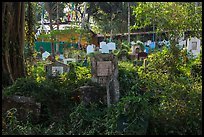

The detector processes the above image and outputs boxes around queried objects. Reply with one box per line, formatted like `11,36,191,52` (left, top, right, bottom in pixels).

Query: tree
2,2,26,87
131,2,202,74
44,2,66,31
85,2,137,38
128,2,130,44
131,2,202,43
24,2,36,67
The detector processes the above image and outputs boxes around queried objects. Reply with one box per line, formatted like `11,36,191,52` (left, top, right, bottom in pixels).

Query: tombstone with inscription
187,37,201,58
90,53,119,107
45,60,70,77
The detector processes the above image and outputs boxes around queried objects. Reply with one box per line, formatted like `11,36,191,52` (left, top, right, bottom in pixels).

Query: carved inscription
97,61,112,76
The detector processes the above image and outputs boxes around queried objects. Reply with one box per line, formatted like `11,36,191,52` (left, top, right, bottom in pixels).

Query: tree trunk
2,2,26,88
110,14,113,42
78,2,87,46
128,2,130,44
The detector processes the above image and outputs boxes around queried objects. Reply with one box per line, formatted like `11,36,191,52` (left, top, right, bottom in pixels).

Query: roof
96,31,158,37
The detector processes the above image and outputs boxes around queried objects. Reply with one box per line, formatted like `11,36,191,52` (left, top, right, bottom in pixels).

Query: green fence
34,42,78,54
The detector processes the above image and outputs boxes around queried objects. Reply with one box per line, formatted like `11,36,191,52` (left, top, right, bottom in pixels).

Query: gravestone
45,60,70,77
132,45,140,55
149,42,156,49
107,42,116,51
178,40,186,49
131,41,136,45
144,46,149,54
86,44,94,54
187,37,201,58
2,95,41,123
100,41,106,48
97,61,113,76
90,53,119,107
146,40,152,46
42,51,50,60
63,58,76,64
101,44,109,53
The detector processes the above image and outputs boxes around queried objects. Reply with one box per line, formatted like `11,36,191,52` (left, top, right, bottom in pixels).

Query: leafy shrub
118,61,139,97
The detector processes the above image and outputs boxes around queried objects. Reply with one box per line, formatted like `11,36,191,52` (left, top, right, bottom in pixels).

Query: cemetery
2,2,202,135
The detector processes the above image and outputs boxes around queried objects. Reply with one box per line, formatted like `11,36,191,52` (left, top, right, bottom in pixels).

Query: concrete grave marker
101,44,109,53
107,42,116,51
146,40,152,46
52,66,63,76
149,42,156,49
42,51,50,60
100,41,106,48
45,61,70,77
187,37,201,57
86,44,94,54
178,40,186,49
97,61,113,76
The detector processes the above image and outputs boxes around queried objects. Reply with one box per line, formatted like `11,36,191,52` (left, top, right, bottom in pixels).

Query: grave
100,41,106,48
42,51,50,61
86,44,95,54
149,42,156,49
45,60,70,77
90,53,119,106
178,40,186,49
107,42,116,51
63,58,76,64
2,95,41,123
187,37,201,58
132,45,140,55
101,44,109,53
146,40,152,46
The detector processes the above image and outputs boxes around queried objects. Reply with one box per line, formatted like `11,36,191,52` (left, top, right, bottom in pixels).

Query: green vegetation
2,2,202,135
2,47,202,135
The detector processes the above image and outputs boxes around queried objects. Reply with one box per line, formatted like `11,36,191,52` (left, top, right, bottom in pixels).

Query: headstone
144,46,149,54
42,51,50,60
131,41,136,45
79,86,106,106
100,41,106,48
63,58,76,64
162,39,167,45
97,61,113,76
45,61,70,77
158,41,162,46
107,42,116,51
132,45,140,54
59,54,64,60
149,42,156,49
146,40,152,46
187,37,201,58
2,95,41,123
86,44,94,54
166,40,170,48
101,44,109,53
52,66,63,76
90,54,119,106
178,40,186,49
